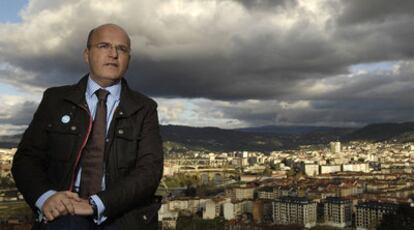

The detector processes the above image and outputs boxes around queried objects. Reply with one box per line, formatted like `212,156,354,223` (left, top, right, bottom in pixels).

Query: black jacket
12,76,164,229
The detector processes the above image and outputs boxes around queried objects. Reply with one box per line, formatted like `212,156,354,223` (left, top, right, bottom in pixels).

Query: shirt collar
86,75,121,100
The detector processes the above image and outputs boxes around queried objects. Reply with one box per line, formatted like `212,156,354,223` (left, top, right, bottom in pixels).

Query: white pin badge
61,115,71,124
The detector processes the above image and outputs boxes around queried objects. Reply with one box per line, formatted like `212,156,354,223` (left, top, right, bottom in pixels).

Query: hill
2,122,414,152
344,122,414,142
160,125,283,152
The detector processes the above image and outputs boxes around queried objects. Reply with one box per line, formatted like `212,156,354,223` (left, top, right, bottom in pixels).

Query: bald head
86,23,131,48
83,23,131,87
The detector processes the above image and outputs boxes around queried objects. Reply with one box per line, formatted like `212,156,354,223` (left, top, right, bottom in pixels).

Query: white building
322,197,352,228
0,148,16,162
320,165,341,174
356,202,398,230
342,163,370,173
202,198,228,219
257,186,277,200
226,185,255,201
273,196,317,228
168,198,207,214
158,203,179,221
304,164,319,176
163,163,179,176
330,141,341,154
223,200,254,220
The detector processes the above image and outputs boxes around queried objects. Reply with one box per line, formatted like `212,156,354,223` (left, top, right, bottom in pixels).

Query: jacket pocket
114,127,140,169
46,122,79,161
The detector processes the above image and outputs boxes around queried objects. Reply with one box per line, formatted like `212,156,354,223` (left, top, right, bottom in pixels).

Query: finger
62,199,75,215
52,208,61,219
47,208,59,221
56,203,65,213
44,209,54,221
58,204,68,216
43,202,57,220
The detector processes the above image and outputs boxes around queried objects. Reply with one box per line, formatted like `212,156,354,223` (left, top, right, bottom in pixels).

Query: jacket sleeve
12,89,53,210
98,102,164,218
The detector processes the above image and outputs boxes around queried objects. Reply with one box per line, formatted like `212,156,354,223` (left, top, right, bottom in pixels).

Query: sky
0,0,414,135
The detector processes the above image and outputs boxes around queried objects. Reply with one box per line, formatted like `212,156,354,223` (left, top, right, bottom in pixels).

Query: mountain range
1,122,414,152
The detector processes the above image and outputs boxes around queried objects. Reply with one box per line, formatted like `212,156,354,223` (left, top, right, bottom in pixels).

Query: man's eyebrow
96,41,128,46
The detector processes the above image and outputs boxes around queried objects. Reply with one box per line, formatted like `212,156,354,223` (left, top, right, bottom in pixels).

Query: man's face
84,25,131,86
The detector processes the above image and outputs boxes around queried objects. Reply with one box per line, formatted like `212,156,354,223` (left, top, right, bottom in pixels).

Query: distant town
1,140,414,229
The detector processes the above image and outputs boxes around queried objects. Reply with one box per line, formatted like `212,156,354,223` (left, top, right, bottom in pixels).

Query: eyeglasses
89,42,130,55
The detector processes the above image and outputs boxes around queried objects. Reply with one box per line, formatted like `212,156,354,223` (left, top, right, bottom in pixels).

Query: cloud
0,93,40,137
0,95,39,125
0,0,413,128
0,124,27,136
336,0,414,25
154,60,414,128
156,98,247,128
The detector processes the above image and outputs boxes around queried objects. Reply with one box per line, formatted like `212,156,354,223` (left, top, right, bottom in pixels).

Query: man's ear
83,48,89,64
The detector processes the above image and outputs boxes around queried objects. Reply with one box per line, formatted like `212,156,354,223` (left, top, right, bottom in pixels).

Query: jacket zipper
68,105,92,191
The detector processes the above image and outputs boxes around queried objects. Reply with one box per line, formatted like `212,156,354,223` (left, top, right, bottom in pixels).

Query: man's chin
101,75,122,81
91,74,122,86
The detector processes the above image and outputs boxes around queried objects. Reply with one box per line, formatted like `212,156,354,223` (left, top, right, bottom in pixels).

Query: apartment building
322,197,352,227
355,201,398,230
272,196,317,228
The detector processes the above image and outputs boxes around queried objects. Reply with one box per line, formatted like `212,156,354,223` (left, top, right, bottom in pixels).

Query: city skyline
1,0,414,137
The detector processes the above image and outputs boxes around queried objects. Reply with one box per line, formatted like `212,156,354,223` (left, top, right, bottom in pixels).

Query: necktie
80,89,109,198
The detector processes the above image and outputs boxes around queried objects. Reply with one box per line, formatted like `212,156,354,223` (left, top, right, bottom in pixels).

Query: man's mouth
105,63,118,67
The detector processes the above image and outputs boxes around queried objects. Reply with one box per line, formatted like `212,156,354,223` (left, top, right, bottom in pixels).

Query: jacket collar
116,78,145,117
64,74,88,108
64,74,144,116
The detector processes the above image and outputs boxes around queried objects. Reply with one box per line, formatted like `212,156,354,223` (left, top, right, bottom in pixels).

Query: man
12,23,164,229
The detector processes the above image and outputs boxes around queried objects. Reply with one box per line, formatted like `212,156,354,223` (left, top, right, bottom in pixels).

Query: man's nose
108,46,119,58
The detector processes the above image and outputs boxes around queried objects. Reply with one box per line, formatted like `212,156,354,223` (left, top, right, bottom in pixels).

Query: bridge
176,165,238,184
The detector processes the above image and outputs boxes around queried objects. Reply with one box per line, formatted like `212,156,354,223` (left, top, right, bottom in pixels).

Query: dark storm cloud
336,0,414,25
128,20,343,100
332,17,414,65
1,0,414,128
127,57,305,100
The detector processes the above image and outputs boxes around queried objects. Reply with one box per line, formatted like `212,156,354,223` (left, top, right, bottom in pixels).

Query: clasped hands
42,191,93,222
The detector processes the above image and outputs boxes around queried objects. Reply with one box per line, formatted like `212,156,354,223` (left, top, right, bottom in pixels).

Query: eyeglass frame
87,42,131,55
